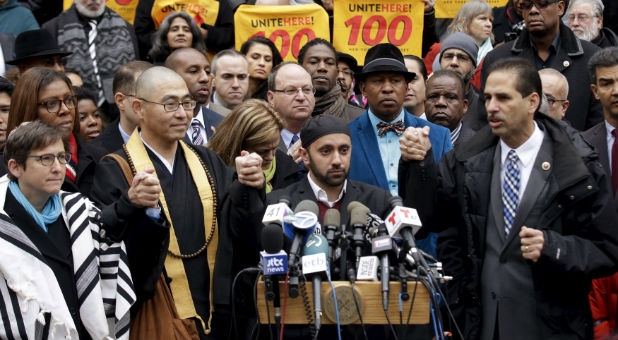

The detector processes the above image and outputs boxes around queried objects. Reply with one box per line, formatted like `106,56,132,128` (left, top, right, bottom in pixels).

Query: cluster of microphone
259,196,450,337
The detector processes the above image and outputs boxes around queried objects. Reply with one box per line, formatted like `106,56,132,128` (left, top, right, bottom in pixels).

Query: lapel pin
542,162,551,171
563,60,570,67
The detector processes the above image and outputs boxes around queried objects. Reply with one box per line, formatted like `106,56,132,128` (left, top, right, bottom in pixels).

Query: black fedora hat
355,43,415,82
7,29,72,65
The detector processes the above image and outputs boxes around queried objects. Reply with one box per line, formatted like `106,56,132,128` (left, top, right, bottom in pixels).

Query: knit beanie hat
440,32,479,66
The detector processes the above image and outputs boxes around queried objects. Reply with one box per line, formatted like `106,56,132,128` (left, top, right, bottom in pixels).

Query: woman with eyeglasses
148,11,207,65
5,67,106,195
240,36,283,101
208,99,303,193
0,120,134,340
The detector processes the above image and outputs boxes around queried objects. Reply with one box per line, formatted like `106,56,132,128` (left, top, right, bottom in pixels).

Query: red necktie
611,129,618,195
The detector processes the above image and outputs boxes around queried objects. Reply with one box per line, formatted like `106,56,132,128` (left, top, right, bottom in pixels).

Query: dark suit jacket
63,137,106,196
90,119,125,155
267,176,391,225
201,106,224,140
582,121,618,208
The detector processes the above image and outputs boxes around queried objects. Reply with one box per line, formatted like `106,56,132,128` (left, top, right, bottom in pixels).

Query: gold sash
125,130,218,334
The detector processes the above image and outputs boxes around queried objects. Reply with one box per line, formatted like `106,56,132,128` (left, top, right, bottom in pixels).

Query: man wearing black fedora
348,42,452,258
7,29,71,74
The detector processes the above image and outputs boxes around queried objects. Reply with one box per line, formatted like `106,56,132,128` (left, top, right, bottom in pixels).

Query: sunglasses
518,0,561,10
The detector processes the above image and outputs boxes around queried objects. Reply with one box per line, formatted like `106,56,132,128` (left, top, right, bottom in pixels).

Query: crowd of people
1,0,618,339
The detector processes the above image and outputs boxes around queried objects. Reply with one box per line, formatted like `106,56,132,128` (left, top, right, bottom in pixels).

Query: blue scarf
8,181,63,232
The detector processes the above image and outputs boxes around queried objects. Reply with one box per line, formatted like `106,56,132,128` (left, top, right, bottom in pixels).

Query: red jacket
590,273,618,340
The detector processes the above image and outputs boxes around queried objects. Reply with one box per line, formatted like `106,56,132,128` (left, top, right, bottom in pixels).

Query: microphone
347,201,370,267
260,224,287,328
385,196,425,268
323,209,340,266
262,197,293,227
371,222,393,311
287,200,319,298
302,233,329,332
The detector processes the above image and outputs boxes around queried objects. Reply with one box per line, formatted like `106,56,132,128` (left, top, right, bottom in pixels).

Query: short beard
75,1,105,18
572,21,600,41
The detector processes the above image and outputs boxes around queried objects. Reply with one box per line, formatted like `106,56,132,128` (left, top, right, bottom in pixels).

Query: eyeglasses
137,97,197,112
38,96,76,114
27,152,72,166
519,0,561,10
272,86,316,97
545,94,567,106
567,14,596,23
338,69,354,76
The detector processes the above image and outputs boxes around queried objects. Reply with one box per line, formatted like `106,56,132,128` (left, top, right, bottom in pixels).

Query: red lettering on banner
271,30,291,58
362,15,387,45
388,15,412,45
291,28,315,58
344,15,362,45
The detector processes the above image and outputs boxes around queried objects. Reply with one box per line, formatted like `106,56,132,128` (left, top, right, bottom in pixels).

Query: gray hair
567,0,604,18
148,11,206,64
447,0,494,43
211,49,247,76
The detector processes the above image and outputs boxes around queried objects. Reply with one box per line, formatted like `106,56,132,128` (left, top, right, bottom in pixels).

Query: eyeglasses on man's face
272,86,316,97
27,152,72,166
519,0,561,10
137,97,197,112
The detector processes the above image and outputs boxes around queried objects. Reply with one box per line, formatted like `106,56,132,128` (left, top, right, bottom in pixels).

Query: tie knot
507,149,519,162
377,120,405,138
612,129,617,138
191,119,201,128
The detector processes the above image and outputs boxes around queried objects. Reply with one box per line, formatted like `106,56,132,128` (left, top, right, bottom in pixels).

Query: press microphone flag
302,233,329,332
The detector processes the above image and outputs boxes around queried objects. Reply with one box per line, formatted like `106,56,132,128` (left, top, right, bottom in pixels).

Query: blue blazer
349,109,453,191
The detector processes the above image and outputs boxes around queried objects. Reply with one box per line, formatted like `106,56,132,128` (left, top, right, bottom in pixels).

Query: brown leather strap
103,153,134,186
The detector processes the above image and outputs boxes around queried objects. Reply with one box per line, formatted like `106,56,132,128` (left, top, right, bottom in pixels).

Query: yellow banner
63,0,139,24
151,0,219,29
435,0,509,18
234,4,330,62
333,0,424,65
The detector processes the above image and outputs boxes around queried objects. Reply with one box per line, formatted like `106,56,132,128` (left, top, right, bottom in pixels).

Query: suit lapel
490,145,506,241
356,113,388,189
504,135,553,250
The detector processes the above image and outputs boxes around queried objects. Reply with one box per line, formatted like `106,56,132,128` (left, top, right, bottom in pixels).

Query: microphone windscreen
349,202,370,226
302,234,329,256
346,201,363,214
294,200,319,215
278,195,291,206
389,195,404,208
323,209,340,228
262,224,284,254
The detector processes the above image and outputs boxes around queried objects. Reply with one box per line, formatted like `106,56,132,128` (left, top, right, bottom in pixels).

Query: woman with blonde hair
208,99,303,193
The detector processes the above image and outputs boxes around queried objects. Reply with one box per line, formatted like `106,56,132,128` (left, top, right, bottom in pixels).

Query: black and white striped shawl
0,186,135,340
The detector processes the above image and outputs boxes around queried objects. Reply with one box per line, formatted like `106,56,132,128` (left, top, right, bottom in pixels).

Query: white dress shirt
307,173,347,208
500,121,545,200
186,107,208,144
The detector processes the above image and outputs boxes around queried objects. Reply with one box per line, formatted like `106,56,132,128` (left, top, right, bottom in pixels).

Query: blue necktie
289,134,299,149
191,119,204,146
502,150,520,239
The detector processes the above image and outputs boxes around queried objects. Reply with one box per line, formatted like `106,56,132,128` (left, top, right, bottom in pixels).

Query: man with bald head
539,68,570,120
166,47,223,145
91,66,267,338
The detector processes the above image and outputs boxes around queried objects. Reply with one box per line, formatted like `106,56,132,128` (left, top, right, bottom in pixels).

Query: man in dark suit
165,48,223,146
91,60,152,154
269,114,391,224
582,46,618,339
425,70,475,147
400,57,618,339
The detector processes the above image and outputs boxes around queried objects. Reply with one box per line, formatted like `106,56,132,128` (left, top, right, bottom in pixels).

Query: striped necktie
502,150,520,239
191,119,204,145
88,20,105,106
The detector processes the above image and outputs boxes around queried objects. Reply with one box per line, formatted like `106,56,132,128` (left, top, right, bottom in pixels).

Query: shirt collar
368,108,406,137
451,122,462,143
531,30,561,54
307,173,347,208
280,129,298,150
118,122,131,143
605,120,615,137
500,121,544,168
139,131,175,174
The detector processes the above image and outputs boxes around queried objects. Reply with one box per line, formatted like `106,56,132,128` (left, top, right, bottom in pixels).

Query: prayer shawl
0,177,135,340
55,5,136,104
